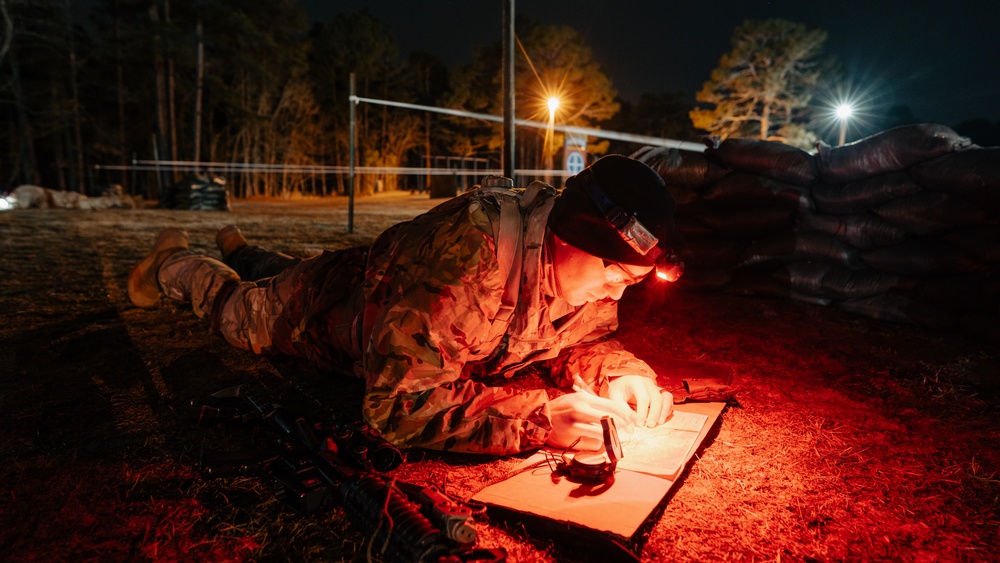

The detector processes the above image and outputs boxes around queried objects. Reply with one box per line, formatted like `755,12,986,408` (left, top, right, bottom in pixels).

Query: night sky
301,0,999,136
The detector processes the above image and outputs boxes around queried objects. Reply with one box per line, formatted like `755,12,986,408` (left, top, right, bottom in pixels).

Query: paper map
614,410,708,478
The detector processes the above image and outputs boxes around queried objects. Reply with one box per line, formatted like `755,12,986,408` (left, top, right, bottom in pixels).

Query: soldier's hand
545,393,635,451
608,375,673,427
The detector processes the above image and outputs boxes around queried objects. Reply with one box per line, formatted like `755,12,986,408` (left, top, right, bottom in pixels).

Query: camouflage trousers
156,245,370,372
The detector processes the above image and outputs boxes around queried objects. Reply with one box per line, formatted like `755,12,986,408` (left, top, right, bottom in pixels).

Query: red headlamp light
655,251,684,282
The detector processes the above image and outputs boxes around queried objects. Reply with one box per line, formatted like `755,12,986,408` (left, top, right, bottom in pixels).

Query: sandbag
10,184,135,211
837,291,959,330
909,147,1000,206
960,312,1000,346
11,185,53,208
679,200,796,236
674,211,716,237
77,193,137,210
810,171,922,214
48,190,84,209
943,225,1000,267
799,213,910,249
722,261,792,298
702,172,811,211
873,190,994,235
76,186,136,210
860,238,986,275
675,268,734,291
787,292,835,307
703,137,818,187
915,274,1000,314
162,176,230,211
633,146,730,193
815,124,972,184
678,235,748,268
784,262,907,300
722,262,833,305
740,230,860,268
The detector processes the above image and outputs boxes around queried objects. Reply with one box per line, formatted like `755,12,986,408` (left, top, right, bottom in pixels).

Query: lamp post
836,103,853,147
544,96,559,182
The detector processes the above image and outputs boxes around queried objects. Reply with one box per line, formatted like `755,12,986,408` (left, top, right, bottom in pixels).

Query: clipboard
472,401,726,539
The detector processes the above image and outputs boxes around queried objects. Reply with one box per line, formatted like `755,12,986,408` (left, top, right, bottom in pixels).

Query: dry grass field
1,194,998,562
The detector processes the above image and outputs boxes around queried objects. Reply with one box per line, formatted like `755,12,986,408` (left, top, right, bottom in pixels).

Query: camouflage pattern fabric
154,188,657,455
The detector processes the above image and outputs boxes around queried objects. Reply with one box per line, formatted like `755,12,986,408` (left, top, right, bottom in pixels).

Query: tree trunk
760,104,770,140
114,0,128,192
7,50,39,185
66,0,85,192
425,112,430,192
168,58,177,171
165,0,177,181
381,56,388,191
193,16,204,166
51,80,67,191
149,2,168,197
0,0,12,65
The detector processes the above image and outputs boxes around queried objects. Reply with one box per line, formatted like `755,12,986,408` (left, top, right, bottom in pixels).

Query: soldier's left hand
607,375,672,427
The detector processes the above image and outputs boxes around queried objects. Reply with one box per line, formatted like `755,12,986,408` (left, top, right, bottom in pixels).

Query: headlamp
579,170,660,257
655,252,685,283
616,213,660,256
577,169,683,283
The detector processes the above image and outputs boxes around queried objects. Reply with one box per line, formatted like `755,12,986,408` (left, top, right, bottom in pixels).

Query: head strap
577,168,662,260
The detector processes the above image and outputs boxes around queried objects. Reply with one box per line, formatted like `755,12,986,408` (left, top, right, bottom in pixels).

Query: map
614,410,709,478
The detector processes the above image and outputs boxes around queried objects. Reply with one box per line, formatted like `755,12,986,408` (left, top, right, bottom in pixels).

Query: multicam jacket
359,184,657,455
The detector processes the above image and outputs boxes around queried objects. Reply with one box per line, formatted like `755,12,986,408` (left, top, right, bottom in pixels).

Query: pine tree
690,19,833,148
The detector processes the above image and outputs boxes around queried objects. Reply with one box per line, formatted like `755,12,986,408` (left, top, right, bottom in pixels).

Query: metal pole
838,119,847,147
501,0,515,180
349,72,356,233
152,134,163,202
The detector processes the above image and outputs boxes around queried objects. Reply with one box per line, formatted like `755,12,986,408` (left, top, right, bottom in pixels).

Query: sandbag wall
633,124,1000,343
161,176,230,211
9,184,136,210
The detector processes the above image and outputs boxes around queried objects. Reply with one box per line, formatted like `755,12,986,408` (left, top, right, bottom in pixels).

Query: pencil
572,375,597,395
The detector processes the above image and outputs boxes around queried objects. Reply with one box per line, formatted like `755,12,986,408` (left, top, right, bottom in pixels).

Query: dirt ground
1,194,998,563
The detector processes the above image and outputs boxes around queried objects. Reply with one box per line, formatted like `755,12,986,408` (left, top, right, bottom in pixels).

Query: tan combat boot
216,224,248,260
128,228,190,308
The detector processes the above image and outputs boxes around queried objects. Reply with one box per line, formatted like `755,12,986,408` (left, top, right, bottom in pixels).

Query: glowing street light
544,96,560,179
836,103,854,146
545,96,560,152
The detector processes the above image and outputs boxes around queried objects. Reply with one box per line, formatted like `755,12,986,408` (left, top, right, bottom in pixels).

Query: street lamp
546,97,560,154
544,97,560,180
836,103,854,146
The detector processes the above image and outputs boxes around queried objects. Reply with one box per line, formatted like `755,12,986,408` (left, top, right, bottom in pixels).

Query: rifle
192,384,506,563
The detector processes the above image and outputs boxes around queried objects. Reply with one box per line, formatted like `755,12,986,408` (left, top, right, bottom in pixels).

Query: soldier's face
550,234,652,306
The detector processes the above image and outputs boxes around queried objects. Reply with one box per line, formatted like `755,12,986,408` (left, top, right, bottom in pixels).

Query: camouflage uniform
154,185,657,455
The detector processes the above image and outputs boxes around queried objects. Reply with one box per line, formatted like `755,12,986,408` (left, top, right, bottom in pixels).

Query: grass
1,197,997,562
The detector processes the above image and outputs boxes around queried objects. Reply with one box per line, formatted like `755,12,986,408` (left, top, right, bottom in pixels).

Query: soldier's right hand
545,393,635,451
